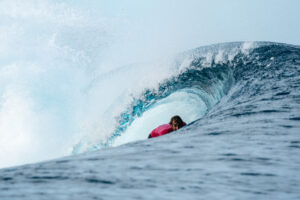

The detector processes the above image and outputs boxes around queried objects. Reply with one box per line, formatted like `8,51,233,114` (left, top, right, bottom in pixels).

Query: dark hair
169,115,185,128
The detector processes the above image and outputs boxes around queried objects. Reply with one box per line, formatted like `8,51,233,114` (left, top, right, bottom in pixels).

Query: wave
72,41,300,153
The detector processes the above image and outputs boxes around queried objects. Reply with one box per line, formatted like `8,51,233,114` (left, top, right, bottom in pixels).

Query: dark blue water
1,42,300,199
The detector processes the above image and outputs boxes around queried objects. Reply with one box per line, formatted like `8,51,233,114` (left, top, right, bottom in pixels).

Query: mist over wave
0,0,176,168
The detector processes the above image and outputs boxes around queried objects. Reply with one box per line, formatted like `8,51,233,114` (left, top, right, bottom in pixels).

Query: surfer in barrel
148,115,186,138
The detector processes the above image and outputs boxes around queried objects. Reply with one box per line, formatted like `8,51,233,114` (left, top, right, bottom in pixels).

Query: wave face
71,42,240,151
1,42,300,199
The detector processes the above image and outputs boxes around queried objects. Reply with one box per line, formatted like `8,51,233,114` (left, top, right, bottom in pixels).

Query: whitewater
1,1,300,200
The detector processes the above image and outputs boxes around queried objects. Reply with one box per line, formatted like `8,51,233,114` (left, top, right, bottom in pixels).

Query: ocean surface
0,42,300,199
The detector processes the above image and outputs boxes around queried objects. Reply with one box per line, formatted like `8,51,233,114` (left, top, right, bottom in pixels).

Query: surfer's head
170,115,185,131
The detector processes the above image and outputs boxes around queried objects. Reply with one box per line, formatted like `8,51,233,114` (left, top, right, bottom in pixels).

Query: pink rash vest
150,124,173,138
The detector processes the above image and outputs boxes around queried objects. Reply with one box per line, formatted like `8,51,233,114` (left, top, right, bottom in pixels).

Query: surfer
148,115,186,138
